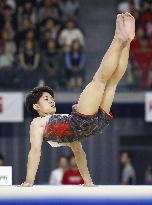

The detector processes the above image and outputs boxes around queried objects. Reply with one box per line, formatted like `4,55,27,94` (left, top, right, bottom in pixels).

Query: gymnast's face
34,92,56,116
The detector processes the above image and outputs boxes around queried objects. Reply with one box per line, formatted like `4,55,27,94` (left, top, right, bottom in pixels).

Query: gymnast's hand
20,181,33,187
81,182,96,187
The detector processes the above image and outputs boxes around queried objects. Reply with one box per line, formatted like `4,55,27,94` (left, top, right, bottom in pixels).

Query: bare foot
123,12,135,42
114,14,128,42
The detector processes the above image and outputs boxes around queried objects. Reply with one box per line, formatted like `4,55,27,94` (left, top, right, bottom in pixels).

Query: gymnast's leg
76,14,129,115
100,13,135,113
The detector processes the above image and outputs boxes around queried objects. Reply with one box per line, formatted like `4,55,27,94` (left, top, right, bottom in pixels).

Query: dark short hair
25,86,54,116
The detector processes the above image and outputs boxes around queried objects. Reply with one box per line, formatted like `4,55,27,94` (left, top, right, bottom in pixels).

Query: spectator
0,0,6,12
6,0,16,12
19,40,40,70
18,29,38,51
40,39,64,88
132,0,141,11
60,0,79,21
65,39,85,89
120,152,136,185
132,9,141,29
16,15,35,47
3,20,15,40
41,18,61,42
50,0,61,18
145,163,152,185
2,5,17,31
18,40,40,89
141,1,152,30
62,155,84,185
1,29,16,56
18,14,35,33
117,0,131,13
59,19,84,50
0,5,17,40
128,26,144,89
131,37,152,90
49,155,68,185
0,42,14,68
18,1,37,25
38,0,60,23
146,20,152,38
130,26,145,55
0,153,5,166
0,31,16,88
40,29,54,51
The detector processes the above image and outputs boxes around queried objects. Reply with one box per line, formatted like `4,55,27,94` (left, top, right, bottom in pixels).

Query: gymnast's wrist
84,179,93,184
25,178,34,185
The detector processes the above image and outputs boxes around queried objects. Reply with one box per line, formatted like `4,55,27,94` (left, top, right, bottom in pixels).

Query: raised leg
100,13,135,113
100,41,130,113
76,14,131,115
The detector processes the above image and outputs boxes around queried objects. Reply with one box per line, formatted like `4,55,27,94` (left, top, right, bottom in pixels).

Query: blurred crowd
0,0,85,91
118,0,152,90
1,0,152,92
1,151,152,185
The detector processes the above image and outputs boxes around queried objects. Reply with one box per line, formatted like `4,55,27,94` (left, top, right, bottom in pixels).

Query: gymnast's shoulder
30,116,47,128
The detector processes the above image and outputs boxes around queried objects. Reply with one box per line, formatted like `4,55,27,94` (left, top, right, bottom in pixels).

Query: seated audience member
65,39,85,89
16,15,35,47
59,0,79,21
62,155,84,185
130,26,145,55
131,0,141,11
2,5,17,31
41,18,61,42
6,0,16,12
141,1,152,30
131,37,152,90
0,42,14,67
146,20,152,38
40,29,54,51
18,1,37,25
59,19,84,50
49,156,68,185
40,39,64,88
1,29,16,56
0,42,14,88
18,40,40,89
38,0,60,23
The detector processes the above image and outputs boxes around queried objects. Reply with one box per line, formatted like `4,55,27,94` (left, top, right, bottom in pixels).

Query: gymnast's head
26,86,56,117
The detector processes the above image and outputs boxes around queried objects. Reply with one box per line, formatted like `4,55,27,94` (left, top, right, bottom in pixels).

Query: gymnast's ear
33,103,40,111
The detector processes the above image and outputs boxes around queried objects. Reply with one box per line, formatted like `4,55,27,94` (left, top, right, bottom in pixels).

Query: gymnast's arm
69,141,94,186
21,118,44,186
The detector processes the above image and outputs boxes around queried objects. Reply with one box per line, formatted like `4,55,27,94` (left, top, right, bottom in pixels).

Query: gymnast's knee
91,76,107,89
92,73,108,85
